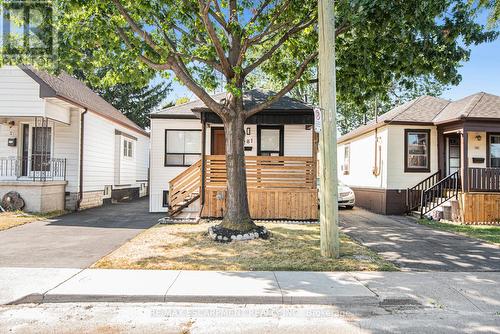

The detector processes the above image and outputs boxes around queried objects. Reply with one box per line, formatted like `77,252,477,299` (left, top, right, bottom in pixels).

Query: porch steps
412,197,459,220
169,194,200,217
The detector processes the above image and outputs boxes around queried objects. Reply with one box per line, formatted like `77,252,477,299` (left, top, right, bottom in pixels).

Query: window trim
164,129,202,167
257,125,284,156
123,138,134,158
404,129,431,173
487,132,500,168
343,144,350,175
162,190,169,208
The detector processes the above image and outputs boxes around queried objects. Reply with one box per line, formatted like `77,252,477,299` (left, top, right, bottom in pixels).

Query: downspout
199,113,207,218
77,108,88,210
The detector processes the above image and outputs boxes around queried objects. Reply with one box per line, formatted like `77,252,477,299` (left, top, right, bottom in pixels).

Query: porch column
460,129,469,192
200,114,207,206
437,128,445,177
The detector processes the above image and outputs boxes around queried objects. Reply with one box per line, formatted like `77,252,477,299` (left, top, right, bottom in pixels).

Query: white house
149,90,318,220
337,93,500,224
0,65,149,213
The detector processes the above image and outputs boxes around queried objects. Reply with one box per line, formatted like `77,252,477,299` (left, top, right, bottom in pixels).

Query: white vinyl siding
83,111,149,192
52,109,81,193
0,66,45,118
338,127,388,189
149,118,203,212
386,125,438,189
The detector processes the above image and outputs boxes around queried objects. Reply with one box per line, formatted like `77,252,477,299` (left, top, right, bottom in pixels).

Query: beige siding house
0,66,149,213
149,90,318,221
338,92,500,223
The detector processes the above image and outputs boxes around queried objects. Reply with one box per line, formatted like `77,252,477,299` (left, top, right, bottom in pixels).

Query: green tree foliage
476,0,500,25
97,82,170,129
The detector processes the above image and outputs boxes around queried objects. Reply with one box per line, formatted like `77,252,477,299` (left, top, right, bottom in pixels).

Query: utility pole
318,0,339,257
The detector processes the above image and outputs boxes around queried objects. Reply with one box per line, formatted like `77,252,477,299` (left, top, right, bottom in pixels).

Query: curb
10,293,381,306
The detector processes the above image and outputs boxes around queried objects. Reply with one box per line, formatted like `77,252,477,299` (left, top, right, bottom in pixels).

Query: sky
164,11,500,104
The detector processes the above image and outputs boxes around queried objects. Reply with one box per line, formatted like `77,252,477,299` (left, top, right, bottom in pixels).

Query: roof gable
20,65,147,136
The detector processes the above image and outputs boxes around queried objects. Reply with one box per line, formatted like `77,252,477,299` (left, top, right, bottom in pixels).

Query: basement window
162,190,169,207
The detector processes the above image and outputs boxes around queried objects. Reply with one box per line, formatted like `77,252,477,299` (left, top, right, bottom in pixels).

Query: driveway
0,198,163,268
339,208,500,271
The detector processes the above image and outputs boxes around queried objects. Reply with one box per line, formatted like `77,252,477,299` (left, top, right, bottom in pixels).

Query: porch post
460,129,469,192
200,113,207,206
437,128,445,177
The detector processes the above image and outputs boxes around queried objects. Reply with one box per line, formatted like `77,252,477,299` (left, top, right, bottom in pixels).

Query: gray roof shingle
152,89,313,117
339,92,500,143
22,65,147,136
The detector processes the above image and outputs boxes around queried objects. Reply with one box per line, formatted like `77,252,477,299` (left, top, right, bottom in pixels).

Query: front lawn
92,222,398,271
0,211,65,231
417,219,500,245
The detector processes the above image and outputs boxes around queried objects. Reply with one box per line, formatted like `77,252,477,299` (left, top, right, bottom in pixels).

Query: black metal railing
0,157,66,181
406,170,441,212
420,170,460,218
468,167,500,192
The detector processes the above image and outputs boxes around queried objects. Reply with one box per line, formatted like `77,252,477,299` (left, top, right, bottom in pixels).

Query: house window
343,145,350,175
123,139,134,158
405,129,430,172
165,130,201,166
162,190,169,207
257,125,284,156
489,134,500,167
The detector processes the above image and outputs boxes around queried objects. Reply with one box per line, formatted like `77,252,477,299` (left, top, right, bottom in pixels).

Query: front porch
409,122,500,224
0,116,70,212
169,155,318,220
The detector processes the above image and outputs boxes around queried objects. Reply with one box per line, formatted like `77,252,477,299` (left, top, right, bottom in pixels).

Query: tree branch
116,27,170,71
198,0,233,77
112,0,163,53
248,0,274,26
243,17,315,76
245,51,318,117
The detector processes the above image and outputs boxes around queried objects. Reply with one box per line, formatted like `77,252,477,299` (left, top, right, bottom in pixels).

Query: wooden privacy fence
468,167,500,192
201,155,318,220
460,192,500,224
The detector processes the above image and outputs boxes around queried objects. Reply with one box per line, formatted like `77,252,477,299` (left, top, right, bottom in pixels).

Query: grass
0,210,66,231
92,222,398,271
417,219,500,245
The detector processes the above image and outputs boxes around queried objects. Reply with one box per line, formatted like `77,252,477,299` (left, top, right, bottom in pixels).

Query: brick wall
79,190,104,210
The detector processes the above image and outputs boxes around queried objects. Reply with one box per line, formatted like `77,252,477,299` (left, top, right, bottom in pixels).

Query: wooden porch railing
168,160,202,212
204,155,316,189
468,167,500,192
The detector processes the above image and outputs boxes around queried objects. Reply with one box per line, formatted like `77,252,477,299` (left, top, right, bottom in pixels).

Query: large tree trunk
219,111,256,231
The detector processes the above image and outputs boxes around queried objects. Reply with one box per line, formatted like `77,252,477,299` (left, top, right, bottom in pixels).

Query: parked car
338,182,355,209
316,179,356,209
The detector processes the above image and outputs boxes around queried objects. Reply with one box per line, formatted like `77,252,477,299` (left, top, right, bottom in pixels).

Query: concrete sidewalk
1,268,499,312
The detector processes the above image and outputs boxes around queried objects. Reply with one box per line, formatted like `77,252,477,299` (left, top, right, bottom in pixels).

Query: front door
211,127,225,155
446,134,461,176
